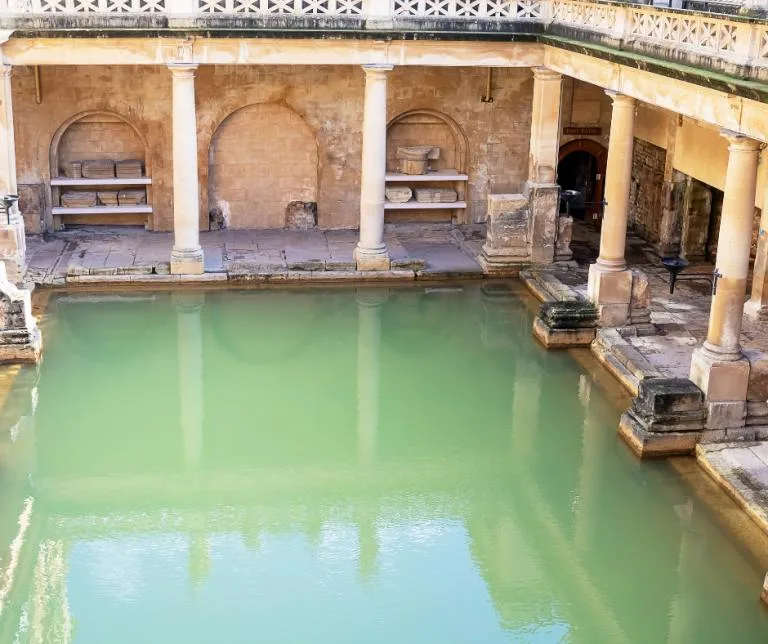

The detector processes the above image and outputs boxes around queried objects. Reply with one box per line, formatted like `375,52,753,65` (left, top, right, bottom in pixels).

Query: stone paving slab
22,224,483,287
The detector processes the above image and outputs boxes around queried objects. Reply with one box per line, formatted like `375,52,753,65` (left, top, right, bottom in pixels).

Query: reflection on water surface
0,284,767,643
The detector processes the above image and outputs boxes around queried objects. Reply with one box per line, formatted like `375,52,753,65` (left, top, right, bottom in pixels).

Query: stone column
0,65,24,284
527,67,563,265
690,132,760,436
354,64,392,272
747,162,768,316
169,64,204,275
587,92,636,326
175,291,204,469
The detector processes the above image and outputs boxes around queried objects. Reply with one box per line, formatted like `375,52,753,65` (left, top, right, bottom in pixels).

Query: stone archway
208,103,319,229
558,139,607,222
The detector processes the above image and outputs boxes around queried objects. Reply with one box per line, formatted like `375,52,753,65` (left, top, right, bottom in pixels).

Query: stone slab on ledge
533,316,595,348
619,377,706,458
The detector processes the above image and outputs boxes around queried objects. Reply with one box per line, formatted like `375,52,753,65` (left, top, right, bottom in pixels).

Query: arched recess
208,103,319,229
558,139,607,222
386,109,468,173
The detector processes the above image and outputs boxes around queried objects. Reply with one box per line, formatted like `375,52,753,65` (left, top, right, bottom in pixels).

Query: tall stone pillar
527,67,563,265
169,64,204,275
174,291,204,469
690,132,760,435
0,65,24,284
354,64,392,272
747,162,768,316
587,92,636,326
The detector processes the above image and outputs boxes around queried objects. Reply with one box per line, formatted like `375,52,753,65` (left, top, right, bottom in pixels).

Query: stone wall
12,64,534,232
628,138,666,247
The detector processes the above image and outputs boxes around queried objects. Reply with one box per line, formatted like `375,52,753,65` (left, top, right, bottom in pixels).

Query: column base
0,266,42,364
171,247,204,275
690,344,750,432
587,263,633,327
353,245,390,271
0,217,27,284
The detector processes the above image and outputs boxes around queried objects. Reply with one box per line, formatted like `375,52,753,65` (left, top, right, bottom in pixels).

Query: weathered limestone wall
559,78,611,150
12,64,533,232
628,138,665,246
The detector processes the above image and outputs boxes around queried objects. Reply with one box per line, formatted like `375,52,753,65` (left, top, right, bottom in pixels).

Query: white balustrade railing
4,0,768,68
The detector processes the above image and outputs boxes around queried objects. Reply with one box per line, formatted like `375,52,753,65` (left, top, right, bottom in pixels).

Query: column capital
168,63,198,77
362,63,394,78
720,129,762,152
605,90,635,108
531,66,561,82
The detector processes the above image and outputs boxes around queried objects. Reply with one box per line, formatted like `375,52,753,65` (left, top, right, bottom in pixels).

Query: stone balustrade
2,0,768,76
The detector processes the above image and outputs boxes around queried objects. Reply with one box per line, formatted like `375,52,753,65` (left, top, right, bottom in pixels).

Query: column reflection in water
173,292,209,590
174,292,205,471
354,288,386,581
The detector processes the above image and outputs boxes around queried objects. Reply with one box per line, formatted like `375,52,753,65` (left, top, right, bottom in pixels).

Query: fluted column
690,131,760,433
587,92,636,326
169,64,204,275
527,67,563,265
354,64,392,272
0,64,24,283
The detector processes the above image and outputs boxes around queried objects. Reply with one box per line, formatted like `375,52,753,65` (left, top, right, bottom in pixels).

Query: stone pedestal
526,182,560,265
479,193,529,275
619,378,705,457
587,264,633,326
690,346,751,435
0,264,41,363
0,204,26,284
532,300,597,348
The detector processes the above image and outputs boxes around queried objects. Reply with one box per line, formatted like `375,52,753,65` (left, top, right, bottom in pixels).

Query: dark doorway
557,139,608,225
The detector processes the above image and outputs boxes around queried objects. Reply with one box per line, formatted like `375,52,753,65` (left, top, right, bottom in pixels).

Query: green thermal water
0,283,767,643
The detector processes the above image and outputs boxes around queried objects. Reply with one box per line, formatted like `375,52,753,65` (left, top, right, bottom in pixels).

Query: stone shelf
384,201,467,210
51,177,152,186
52,206,153,215
385,169,468,182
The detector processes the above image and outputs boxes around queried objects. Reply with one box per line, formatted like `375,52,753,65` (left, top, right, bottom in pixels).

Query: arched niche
49,110,152,229
50,110,150,179
558,138,608,221
386,109,468,174
208,103,319,229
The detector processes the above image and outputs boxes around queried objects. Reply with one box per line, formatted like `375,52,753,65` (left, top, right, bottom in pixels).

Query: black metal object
662,256,722,295
0,195,18,226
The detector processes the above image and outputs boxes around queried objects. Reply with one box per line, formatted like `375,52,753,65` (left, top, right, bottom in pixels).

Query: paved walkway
23,224,484,285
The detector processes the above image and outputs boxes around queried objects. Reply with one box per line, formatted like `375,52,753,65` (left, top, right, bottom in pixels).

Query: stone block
480,194,530,272
526,182,559,265
325,260,356,271
533,316,595,348
690,349,750,402
539,300,598,329
725,427,756,441
355,253,390,272
414,188,457,203
635,377,705,416
744,348,768,402
385,187,412,203
287,259,324,271
630,268,651,309
285,201,317,230
587,265,633,305
705,400,747,430
391,258,427,270
619,412,700,458
555,215,573,261
596,303,631,327
154,262,171,275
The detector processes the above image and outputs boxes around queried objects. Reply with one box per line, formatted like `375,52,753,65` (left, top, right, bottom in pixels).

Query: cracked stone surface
23,224,483,285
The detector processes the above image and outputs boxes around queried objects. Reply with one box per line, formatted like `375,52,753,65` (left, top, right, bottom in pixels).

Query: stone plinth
619,378,705,457
526,182,560,265
555,215,573,262
587,264,633,326
479,193,529,275
0,265,41,363
533,300,597,348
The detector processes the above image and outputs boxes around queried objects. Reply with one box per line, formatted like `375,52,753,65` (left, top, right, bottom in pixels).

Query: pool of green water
0,283,767,643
